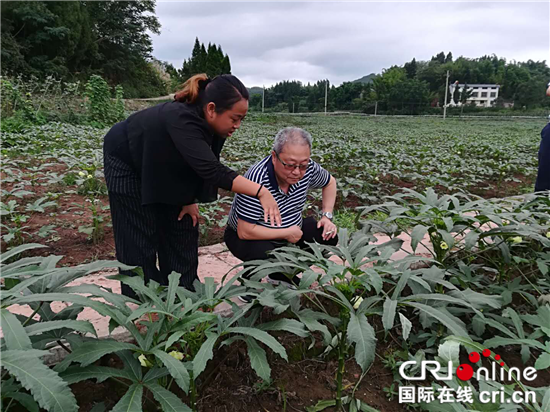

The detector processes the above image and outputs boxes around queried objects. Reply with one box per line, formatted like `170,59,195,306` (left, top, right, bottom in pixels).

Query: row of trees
1,0,547,111
251,53,550,114
1,1,166,98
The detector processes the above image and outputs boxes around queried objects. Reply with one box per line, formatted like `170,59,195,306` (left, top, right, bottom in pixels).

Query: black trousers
104,152,199,297
224,217,338,277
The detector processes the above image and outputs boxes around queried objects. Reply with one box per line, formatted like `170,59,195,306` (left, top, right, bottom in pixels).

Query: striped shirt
228,155,331,231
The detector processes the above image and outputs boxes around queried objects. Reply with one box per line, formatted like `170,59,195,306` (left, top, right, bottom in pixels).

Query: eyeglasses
275,152,309,171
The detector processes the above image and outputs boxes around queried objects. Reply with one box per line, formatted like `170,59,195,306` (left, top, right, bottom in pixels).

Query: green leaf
143,367,170,383
0,243,46,263
537,260,549,275
152,350,190,394
245,337,271,382
90,403,106,412
192,333,218,378
391,271,411,300
382,298,397,331
12,293,127,325
227,326,288,361
472,314,486,336
399,313,412,341
166,272,181,312
204,276,216,300
410,225,428,251
305,400,336,412
541,387,550,412
164,331,186,351
503,307,525,338
347,313,377,372
25,320,97,337
111,384,143,412
4,392,40,412
448,289,501,310
62,340,139,367
257,318,308,338
1,308,32,350
60,365,136,384
295,309,333,345
1,349,78,412
146,383,192,412
117,350,143,381
438,340,460,365
406,302,469,337
464,231,480,250
483,337,547,351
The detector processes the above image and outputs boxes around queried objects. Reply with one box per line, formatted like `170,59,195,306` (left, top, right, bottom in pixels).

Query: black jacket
104,100,238,206
535,123,550,193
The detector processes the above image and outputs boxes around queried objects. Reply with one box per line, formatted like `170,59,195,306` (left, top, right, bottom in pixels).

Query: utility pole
324,80,328,115
262,85,265,113
374,101,378,116
443,70,450,119
292,102,295,113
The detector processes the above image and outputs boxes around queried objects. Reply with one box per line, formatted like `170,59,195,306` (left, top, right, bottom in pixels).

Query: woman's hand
178,203,200,226
258,188,282,227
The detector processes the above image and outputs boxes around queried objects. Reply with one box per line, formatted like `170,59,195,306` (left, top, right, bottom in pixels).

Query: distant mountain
352,73,377,84
248,87,264,95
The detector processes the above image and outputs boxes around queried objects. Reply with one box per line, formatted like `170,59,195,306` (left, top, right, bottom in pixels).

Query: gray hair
272,127,312,154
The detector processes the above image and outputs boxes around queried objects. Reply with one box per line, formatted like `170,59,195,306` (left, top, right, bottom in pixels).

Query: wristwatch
321,211,333,220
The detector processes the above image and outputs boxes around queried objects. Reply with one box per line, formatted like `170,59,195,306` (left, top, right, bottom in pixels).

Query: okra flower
78,171,86,177
169,351,184,361
351,296,363,309
138,354,153,368
510,236,522,244
440,241,449,250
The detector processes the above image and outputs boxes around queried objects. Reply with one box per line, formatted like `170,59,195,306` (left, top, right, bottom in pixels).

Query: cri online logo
399,347,538,382
456,349,503,381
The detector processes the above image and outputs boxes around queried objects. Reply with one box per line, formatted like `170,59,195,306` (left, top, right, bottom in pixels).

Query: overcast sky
151,1,550,87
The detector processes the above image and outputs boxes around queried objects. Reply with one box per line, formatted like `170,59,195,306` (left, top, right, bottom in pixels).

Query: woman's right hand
258,188,282,227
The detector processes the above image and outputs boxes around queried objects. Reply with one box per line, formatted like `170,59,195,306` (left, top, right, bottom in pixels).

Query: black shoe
238,294,255,303
267,273,301,289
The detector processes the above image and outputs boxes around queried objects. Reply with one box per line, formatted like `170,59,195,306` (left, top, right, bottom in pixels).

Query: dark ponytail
175,73,249,113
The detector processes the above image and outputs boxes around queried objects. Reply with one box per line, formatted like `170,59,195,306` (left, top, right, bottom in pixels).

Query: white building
448,82,500,108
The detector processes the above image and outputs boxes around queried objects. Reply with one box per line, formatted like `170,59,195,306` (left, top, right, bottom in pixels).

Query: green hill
352,73,377,84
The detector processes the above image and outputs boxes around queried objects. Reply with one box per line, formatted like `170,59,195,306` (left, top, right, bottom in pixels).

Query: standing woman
103,73,281,296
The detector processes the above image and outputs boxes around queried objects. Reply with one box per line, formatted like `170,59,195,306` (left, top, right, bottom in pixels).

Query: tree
179,38,232,81
432,52,446,64
404,58,417,79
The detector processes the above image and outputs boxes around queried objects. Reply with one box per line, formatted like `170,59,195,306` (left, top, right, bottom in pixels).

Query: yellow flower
546,232,550,239
169,351,184,361
352,296,363,310
138,354,153,368
87,174,93,179
510,236,522,244
78,171,86,177
440,241,449,250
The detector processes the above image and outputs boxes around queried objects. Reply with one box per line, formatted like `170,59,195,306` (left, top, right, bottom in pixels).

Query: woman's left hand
178,204,200,226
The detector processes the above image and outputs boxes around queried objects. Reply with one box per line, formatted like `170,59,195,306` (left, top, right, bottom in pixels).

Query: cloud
151,1,550,86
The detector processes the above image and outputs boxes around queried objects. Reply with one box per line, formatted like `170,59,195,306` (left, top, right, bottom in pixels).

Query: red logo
457,349,504,381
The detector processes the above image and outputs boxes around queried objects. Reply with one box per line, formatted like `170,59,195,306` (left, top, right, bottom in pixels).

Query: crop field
0,115,544,263
2,114,550,412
